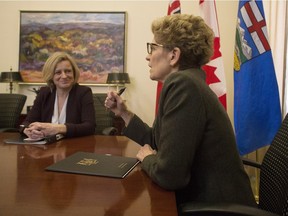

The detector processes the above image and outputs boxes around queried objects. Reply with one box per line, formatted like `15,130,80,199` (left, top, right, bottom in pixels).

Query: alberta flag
234,0,281,155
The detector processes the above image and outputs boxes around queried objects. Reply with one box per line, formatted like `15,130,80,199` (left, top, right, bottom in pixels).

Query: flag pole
282,1,288,116
255,149,260,203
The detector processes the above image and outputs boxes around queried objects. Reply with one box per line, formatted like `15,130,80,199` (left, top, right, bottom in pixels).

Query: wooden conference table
0,133,177,216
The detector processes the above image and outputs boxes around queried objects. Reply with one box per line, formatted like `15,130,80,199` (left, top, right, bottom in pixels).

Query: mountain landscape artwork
19,11,126,84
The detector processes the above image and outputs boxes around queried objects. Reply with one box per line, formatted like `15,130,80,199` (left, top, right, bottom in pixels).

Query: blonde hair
151,14,214,69
42,52,80,88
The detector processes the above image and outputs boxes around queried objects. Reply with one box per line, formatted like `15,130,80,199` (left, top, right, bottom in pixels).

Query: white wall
0,0,240,126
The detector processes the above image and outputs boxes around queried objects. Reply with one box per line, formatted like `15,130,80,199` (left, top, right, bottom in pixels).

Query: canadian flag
155,0,181,115
199,0,227,109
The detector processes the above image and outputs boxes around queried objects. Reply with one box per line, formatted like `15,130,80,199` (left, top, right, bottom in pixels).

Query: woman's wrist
120,110,134,126
57,124,67,134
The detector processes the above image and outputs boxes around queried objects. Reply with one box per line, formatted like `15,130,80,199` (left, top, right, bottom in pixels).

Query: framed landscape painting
19,11,126,84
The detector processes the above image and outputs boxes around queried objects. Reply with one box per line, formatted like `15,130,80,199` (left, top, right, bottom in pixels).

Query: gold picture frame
19,11,127,84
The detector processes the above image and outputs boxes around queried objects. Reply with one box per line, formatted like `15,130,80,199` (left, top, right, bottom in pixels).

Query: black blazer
23,84,96,138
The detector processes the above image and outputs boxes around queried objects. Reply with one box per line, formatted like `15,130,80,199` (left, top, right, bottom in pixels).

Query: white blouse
51,93,69,124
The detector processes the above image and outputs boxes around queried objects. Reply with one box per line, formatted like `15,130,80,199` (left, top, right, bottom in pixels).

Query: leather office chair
93,93,118,135
180,114,288,216
0,93,27,132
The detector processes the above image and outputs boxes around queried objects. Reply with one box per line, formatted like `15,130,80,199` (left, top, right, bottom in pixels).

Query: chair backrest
92,93,114,135
259,113,288,216
0,94,27,129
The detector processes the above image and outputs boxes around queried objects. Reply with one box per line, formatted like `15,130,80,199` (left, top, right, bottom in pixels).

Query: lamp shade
106,73,130,84
0,72,22,82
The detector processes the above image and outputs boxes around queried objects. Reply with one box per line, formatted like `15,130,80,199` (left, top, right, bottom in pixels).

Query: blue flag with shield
234,0,281,155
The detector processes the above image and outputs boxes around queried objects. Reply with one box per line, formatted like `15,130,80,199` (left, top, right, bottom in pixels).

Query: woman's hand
23,122,45,139
105,91,127,116
24,122,66,139
136,144,157,162
105,91,134,126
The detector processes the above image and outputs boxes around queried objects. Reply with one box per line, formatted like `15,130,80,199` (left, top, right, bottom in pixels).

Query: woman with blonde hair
22,52,95,139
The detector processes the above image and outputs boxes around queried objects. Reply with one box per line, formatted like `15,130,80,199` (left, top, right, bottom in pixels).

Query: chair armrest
180,202,279,216
241,157,261,169
0,128,20,133
102,127,118,135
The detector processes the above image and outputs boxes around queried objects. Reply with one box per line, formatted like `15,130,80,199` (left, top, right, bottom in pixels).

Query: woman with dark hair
105,14,256,213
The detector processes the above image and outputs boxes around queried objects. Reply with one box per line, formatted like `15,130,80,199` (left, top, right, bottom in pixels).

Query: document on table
4,134,64,145
46,151,140,178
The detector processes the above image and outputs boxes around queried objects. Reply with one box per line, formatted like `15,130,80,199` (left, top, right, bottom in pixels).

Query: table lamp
0,70,23,94
106,72,130,91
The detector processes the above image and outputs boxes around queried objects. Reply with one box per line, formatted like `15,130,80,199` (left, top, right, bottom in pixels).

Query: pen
105,87,126,111
19,124,29,133
117,87,126,96
19,124,29,129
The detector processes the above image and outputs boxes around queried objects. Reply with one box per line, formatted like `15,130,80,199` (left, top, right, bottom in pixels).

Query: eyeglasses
147,42,163,54
54,69,73,77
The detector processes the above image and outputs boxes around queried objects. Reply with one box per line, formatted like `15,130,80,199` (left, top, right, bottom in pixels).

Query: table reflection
22,143,66,162
0,134,177,216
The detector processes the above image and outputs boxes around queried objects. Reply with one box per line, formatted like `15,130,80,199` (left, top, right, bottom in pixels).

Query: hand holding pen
105,87,134,125
105,87,126,112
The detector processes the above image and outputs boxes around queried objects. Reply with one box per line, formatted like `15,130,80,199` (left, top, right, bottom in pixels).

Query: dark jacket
124,68,256,207
23,84,96,138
